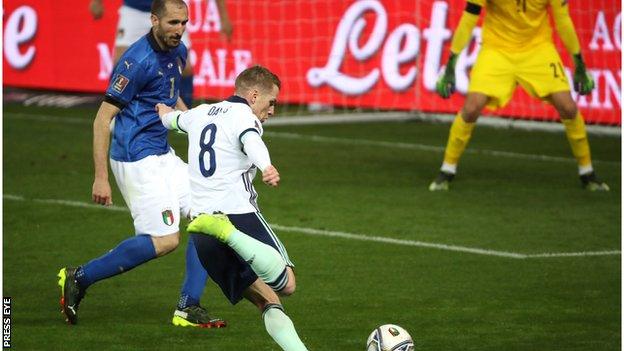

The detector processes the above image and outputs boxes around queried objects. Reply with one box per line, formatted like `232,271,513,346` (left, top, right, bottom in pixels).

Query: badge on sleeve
112,74,130,93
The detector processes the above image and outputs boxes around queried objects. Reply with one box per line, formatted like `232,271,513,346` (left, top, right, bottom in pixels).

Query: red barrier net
3,0,621,125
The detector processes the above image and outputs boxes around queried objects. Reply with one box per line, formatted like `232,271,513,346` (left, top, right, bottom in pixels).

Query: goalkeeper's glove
573,53,594,95
435,53,458,99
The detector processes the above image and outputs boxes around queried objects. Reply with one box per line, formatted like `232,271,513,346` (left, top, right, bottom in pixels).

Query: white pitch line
5,112,619,166
269,224,526,259
526,250,623,258
4,194,619,260
264,131,620,166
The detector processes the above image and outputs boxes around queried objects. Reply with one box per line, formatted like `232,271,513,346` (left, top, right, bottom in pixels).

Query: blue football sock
180,75,194,108
177,236,208,309
76,234,157,288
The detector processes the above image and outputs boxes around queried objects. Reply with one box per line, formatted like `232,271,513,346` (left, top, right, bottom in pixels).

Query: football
366,324,414,351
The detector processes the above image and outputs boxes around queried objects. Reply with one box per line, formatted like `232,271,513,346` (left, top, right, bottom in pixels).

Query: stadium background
3,0,621,124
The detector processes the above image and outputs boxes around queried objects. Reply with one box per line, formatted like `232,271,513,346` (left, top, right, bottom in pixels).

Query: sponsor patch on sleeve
112,74,130,94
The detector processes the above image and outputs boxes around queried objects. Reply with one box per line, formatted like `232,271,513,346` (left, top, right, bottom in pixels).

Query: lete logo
307,0,480,96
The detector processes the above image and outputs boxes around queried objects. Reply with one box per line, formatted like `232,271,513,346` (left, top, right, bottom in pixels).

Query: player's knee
277,268,296,296
278,281,296,297
152,232,180,256
461,104,481,122
559,103,578,120
461,93,487,122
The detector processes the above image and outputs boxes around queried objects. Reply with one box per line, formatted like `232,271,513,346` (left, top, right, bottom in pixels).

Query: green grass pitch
3,103,620,350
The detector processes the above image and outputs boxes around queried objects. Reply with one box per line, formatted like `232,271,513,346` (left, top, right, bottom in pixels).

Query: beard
155,28,182,49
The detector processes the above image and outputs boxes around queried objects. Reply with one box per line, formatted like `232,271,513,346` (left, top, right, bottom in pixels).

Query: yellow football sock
562,112,592,169
443,114,476,166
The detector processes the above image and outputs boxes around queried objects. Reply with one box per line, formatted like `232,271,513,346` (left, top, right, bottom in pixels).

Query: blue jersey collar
226,95,250,106
147,29,168,52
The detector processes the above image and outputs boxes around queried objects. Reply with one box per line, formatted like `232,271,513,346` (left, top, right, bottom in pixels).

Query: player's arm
92,101,119,205
157,103,190,133
436,0,483,98
215,0,233,41
550,0,594,95
241,132,280,187
93,55,146,205
175,96,189,111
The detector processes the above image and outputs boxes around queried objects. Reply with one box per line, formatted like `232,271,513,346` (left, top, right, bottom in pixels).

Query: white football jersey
162,97,266,215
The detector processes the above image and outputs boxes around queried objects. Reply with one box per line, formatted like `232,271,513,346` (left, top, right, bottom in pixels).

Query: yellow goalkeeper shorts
468,42,571,109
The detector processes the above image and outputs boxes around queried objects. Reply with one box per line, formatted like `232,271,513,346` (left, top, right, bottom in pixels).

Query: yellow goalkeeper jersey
469,0,571,51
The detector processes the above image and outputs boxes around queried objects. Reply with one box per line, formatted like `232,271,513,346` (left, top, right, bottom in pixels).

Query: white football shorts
110,149,191,237
116,5,191,48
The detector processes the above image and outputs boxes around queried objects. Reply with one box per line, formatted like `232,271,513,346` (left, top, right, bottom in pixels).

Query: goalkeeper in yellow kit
430,0,610,191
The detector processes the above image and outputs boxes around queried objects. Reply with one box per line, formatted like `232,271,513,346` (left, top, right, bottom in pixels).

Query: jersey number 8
199,124,217,177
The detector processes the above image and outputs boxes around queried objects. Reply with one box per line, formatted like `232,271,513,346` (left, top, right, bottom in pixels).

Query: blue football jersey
123,0,152,12
106,30,187,162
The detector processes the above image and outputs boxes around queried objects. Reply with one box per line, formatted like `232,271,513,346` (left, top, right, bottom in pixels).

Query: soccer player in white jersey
157,65,308,351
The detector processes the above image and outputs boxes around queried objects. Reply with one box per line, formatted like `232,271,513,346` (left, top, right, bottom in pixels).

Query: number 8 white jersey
162,96,266,216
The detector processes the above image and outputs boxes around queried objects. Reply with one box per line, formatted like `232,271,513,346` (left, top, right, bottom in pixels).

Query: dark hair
235,65,281,94
151,0,187,18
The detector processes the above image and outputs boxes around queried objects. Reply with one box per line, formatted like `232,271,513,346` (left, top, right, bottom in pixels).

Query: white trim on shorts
254,212,294,267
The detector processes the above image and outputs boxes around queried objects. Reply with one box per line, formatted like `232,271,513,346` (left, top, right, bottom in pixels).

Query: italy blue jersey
124,0,152,12
105,30,187,162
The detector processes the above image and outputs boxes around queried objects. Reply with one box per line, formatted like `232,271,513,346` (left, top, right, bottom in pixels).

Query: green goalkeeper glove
436,53,458,99
573,53,594,95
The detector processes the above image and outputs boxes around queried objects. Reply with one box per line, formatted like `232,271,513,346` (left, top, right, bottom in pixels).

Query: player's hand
262,165,280,187
155,103,174,118
89,0,104,20
573,54,594,95
92,178,113,206
435,53,457,99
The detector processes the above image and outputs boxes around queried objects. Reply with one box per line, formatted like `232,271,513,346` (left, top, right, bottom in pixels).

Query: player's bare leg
430,92,489,191
244,279,308,351
151,231,180,256
548,92,609,191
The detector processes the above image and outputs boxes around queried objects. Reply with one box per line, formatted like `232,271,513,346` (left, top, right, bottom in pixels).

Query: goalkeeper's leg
430,93,488,191
550,91,609,191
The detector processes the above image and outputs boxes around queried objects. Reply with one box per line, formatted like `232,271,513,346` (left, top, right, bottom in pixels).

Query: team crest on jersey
112,74,129,93
161,209,174,226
